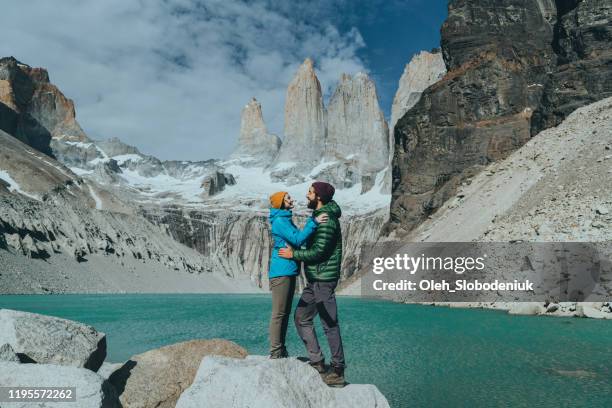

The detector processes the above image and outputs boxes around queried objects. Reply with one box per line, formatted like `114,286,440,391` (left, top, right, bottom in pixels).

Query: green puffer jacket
293,200,343,282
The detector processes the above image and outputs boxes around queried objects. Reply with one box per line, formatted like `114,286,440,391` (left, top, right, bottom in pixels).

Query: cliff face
383,50,446,193
230,98,281,165
0,57,87,156
326,73,389,175
537,0,612,130
275,59,326,170
142,207,388,288
388,0,612,233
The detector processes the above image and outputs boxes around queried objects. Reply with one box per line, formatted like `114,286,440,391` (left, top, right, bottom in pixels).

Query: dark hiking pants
269,276,296,357
294,280,345,368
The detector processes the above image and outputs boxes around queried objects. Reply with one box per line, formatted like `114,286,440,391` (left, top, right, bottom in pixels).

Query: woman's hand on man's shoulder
315,213,329,224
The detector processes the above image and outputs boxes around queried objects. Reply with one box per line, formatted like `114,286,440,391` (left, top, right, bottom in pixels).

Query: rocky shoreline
427,302,612,320
0,250,261,295
0,309,390,407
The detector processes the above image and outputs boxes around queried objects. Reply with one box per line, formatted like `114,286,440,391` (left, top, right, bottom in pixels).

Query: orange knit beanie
269,191,288,209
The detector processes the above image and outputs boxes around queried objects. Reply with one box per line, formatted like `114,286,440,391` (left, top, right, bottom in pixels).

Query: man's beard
307,198,317,210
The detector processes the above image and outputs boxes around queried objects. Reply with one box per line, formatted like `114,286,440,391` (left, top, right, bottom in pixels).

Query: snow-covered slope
215,160,390,215
51,136,235,204
52,135,390,215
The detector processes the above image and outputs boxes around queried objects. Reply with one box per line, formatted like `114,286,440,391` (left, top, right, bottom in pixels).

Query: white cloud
0,0,367,160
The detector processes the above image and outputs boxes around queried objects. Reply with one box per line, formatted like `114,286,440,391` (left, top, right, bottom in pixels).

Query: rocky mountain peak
2,57,51,85
0,57,35,112
243,97,266,132
390,50,446,135
271,62,391,191
26,68,50,83
230,97,281,165
275,58,326,168
299,57,315,73
326,71,389,175
96,137,141,157
0,56,88,157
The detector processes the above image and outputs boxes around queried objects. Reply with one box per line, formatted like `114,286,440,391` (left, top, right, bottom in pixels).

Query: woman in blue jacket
268,191,327,359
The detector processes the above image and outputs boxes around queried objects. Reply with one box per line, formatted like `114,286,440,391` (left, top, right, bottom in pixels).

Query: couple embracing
267,181,346,387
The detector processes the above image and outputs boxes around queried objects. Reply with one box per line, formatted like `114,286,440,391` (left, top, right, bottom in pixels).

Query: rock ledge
176,355,390,408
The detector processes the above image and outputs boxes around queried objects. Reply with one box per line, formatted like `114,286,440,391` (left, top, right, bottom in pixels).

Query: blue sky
0,0,448,161
310,0,448,117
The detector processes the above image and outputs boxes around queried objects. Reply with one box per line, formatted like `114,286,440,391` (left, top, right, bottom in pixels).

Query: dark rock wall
539,0,612,129
388,0,612,234
0,57,86,157
441,0,557,70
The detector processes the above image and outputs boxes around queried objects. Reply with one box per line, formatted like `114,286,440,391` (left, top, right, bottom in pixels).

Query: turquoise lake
1,294,611,408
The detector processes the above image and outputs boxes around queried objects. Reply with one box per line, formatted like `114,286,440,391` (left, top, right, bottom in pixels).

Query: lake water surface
1,294,611,408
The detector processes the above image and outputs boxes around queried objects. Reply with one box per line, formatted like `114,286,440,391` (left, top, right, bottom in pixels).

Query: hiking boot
324,366,346,388
269,347,289,359
309,360,327,374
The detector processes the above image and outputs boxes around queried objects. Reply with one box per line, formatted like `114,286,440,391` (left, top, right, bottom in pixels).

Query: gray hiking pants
269,276,296,357
294,280,345,368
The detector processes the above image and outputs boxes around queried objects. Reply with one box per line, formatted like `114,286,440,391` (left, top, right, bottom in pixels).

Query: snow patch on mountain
216,162,389,214
64,141,94,149
0,170,39,200
86,182,103,210
111,154,143,165
118,167,205,203
54,132,390,214
271,162,297,172
309,161,338,178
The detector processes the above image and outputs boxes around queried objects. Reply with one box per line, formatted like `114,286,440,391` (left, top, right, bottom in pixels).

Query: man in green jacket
278,181,346,387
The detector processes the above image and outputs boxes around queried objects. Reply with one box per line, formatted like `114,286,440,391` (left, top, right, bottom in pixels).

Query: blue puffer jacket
269,208,318,279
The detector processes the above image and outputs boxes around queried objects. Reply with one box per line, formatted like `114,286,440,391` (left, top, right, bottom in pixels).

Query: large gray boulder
110,339,248,408
507,302,546,316
576,303,612,319
0,309,106,370
0,362,119,407
176,356,390,408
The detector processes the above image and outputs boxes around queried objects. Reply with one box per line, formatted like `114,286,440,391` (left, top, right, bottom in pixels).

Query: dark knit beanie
312,181,335,204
